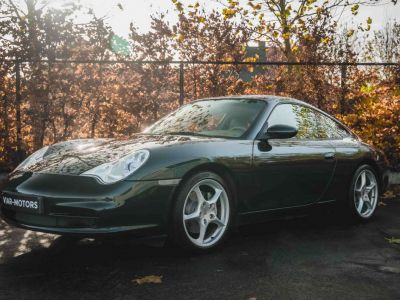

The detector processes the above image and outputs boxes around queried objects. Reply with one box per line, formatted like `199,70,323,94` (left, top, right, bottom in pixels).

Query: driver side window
268,104,319,140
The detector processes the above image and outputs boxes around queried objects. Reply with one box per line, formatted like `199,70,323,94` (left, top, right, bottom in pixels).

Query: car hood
20,134,206,176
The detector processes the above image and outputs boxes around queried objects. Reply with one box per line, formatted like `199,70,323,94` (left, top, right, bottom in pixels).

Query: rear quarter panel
325,138,388,202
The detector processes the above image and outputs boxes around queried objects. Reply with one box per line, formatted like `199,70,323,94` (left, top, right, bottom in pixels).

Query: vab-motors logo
2,196,38,209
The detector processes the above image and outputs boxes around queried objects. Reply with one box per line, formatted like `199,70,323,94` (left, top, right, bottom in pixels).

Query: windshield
144,99,266,138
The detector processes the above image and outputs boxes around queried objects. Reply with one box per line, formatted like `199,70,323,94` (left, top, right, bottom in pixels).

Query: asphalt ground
0,193,400,300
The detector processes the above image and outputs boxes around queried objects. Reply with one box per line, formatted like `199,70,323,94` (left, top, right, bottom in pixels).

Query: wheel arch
167,162,239,227
356,159,385,193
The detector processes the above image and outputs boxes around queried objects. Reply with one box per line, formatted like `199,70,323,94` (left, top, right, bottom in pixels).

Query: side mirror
262,124,298,140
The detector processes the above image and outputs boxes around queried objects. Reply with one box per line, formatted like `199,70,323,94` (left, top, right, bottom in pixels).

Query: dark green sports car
0,96,390,252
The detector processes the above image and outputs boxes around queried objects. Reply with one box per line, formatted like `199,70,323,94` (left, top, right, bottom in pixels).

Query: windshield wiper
166,131,206,137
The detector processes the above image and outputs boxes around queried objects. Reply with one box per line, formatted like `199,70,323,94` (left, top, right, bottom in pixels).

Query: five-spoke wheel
170,172,232,252
349,165,379,220
183,179,230,248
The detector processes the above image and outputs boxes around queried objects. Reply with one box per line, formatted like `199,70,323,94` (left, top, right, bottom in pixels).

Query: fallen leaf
378,201,387,206
386,237,400,245
382,191,395,199
133,275,163,285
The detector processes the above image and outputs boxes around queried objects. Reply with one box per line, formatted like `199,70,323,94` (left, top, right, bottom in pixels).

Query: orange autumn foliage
0,1,399,170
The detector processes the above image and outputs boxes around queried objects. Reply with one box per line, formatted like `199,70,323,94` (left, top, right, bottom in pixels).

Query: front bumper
0,210,161,236
0,172,179,236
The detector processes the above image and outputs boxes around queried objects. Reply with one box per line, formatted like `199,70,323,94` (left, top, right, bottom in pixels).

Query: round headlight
82,149,150,184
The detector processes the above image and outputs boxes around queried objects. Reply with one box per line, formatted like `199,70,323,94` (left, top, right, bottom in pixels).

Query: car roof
193,95,350,121
194,95,305,105
194,94,353,130
190,95,357,139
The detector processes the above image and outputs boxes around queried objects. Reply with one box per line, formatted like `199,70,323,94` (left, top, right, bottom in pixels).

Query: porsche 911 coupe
0,95,390,252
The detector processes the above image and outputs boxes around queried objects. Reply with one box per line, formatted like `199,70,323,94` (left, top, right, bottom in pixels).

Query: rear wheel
169,172,232,252
348,165,379,221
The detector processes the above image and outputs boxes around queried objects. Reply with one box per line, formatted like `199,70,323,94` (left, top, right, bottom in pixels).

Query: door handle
324,152,335,160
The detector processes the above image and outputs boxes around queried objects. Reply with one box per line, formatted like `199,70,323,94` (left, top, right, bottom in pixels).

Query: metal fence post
15,59,22,162
179,62,184,106
340,64,347,115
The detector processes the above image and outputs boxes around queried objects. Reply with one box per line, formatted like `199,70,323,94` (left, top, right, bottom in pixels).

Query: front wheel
348,165,379,221
169,172,232,252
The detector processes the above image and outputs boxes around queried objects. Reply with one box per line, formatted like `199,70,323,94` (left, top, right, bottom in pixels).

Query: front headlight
14,146,49,172
82,149,150,184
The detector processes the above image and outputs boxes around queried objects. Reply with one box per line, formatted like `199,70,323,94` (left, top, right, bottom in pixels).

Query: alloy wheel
182,179,230,248
354,169,378,218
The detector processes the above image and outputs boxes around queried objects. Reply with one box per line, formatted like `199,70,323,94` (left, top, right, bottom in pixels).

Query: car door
250,103,336,211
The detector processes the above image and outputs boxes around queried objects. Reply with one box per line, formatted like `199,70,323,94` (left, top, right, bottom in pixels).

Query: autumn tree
129,14,177,123
172,2,253,99
0,0,399,170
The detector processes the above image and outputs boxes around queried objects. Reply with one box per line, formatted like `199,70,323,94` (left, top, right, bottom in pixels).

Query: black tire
169,171,233,253
347,164,379,222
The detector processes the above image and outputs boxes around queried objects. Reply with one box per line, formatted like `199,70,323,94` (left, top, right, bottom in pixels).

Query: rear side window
315,111,350,140
267,104,319,140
